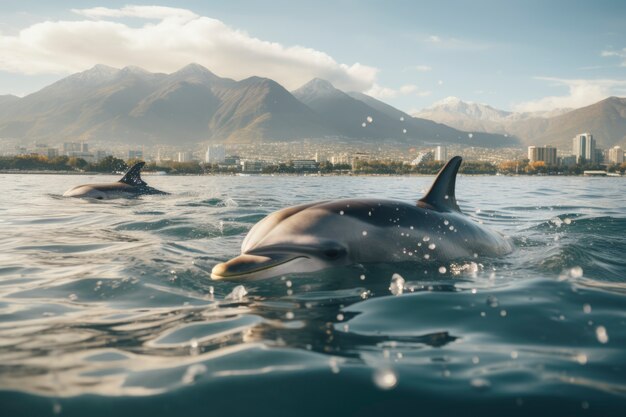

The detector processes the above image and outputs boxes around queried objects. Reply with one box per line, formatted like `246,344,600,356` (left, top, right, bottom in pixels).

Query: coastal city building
241,160,265,173
206,144,226,163
434,145,447,162
177,151,193,162
128,149,143,160
410,151,434,166
292,160,318,170
572,133,596,164
608,146,624,164
528,145,557,165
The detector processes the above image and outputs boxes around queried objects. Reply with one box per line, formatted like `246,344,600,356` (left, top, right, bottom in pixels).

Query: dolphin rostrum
63,161,167,199
211,156,513,280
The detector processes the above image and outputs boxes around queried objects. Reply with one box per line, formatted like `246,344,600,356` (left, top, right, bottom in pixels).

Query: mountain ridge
0,64,516,147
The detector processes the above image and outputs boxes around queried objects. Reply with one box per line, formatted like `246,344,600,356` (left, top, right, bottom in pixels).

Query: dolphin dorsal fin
418,156,462,212
119,162,147,186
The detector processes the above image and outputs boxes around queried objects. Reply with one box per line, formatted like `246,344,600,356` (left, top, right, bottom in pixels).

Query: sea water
0,173,625,416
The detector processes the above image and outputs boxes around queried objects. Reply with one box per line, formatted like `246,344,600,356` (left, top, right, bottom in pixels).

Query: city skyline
1,1,625,114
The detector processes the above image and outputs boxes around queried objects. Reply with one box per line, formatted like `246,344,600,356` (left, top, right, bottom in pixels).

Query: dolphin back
418,156,462,212
119,162,147,186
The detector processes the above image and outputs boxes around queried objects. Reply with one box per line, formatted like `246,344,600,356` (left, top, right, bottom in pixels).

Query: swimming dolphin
63,161,167,199
211,156,513,280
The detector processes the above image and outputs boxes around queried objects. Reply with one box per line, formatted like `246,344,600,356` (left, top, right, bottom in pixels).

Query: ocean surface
0,173,625,416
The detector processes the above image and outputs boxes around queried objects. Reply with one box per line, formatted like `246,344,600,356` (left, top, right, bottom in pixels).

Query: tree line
2,154,625,175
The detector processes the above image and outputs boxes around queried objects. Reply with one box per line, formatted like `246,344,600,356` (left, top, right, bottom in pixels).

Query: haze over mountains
0,64,514,148
415,97,626,149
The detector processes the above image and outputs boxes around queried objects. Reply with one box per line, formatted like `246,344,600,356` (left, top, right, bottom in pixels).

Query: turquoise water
1,173,625,416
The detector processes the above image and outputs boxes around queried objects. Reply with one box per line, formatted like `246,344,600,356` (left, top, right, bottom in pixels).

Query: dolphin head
211,202,358,280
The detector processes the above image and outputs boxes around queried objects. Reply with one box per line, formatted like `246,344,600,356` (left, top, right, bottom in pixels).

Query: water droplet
373,368,397,390
366,116,373,123
400,116,405,121
438,266,447,274
360,274,366,280
389,273,405,296
402,128,407,134
470,378,490,390
182,364,207,384
487,296,499,308
570,266,583,278
339,210,344,215
472,356,480,364
424,254,430,260
336,313,344,321
362,231,368,236
444,220,449,225
468,133,474,139
285,311,294,320
225,285,247,301
510,351,518,359
286,280,292,288
329,358,340,374
564,218,572,225
583,304,591,314
208,286,214,295
68,293,78,301
361,122,367,127
500,309,507,317
596,326,609,344
576,353,588,365
423,236,430,242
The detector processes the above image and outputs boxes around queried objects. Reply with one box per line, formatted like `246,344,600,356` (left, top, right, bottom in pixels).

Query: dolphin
63,161,167,199
211,156,513,280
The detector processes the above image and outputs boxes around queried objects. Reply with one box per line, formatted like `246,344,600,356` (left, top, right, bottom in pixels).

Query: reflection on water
0,174,625,416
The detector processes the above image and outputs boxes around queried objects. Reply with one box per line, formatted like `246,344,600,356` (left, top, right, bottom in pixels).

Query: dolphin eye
323,247,345,259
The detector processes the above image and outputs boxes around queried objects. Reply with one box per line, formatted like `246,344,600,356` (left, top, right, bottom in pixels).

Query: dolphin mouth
211,253,308,280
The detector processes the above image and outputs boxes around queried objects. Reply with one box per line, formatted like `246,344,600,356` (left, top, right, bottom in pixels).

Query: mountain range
415,96,626,149
0,64,514,147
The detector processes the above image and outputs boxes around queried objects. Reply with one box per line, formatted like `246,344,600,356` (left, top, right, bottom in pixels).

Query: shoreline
0,169,622,177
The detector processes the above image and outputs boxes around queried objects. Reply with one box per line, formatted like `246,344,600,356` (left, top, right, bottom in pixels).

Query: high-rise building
608,146,624,164
177,151,193,162
434,145,447,162
528,145,557,165
572,133,596,164
206,145,226,163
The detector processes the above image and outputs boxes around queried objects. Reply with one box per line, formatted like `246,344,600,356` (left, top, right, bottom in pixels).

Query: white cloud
601,48,626,66
512,77,626,112
0,5,377,91
423,34,491,50
72,5,199,21
406,65,432,72
365,83,429,99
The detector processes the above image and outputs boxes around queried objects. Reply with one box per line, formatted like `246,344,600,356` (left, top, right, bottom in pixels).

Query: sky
0,0,625,113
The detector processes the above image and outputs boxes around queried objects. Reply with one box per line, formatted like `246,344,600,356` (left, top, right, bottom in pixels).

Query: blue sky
1,0,625,112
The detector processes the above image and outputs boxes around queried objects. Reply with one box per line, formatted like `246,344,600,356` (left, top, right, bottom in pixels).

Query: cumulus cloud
512,77,626,112
0,5,377,91
365,83,430,99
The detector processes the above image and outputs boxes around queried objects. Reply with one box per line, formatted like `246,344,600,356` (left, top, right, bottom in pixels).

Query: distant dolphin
211,156,513,280
63,162,167,199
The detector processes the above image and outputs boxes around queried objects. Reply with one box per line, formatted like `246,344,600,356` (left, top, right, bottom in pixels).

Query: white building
206,144,226,164
410,151,434,166
177,151,193,162
608,146,624,164
572,133,596,164
434,145,447,162
528,145,557,165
